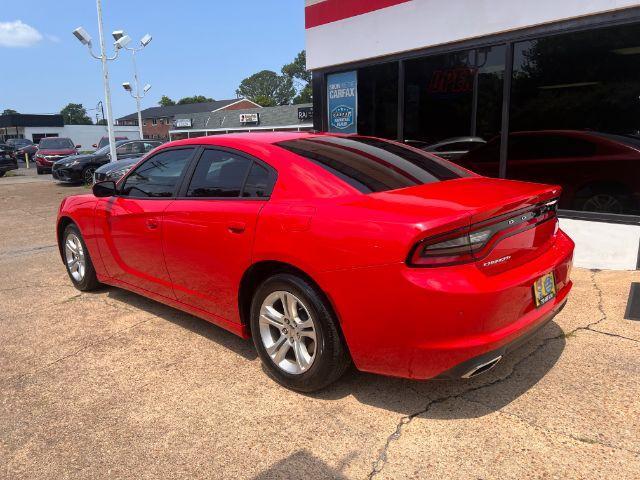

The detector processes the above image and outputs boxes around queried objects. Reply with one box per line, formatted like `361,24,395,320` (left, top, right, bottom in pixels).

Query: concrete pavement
1,169,639,479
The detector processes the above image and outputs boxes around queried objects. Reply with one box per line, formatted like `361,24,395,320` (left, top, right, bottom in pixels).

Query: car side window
243,162,273,198
120,148,194,198
144,142,158,152
186,150,252,198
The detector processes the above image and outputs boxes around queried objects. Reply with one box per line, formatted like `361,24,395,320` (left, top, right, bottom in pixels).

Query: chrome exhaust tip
461,355,503,379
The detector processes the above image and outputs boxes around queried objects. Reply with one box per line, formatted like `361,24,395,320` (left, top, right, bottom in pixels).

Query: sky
0,0,305,119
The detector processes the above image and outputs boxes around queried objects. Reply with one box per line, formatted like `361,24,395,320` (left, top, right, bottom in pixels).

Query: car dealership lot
1,169,639,479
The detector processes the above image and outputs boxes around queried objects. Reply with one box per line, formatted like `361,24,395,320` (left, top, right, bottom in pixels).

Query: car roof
166,131,320,148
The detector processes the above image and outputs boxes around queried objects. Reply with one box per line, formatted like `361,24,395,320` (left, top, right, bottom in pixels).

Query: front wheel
0,171,5,177
62,224,100,291
82,167,96,185
250,273,350,392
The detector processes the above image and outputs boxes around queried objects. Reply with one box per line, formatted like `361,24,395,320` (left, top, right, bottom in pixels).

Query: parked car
57,132,574,392
52,140,161,184
456,130,640,215
93,156,141,183
35,138,79,174
7,139,37,162
0,143,18,177
93,136,128,149
421,136,487,160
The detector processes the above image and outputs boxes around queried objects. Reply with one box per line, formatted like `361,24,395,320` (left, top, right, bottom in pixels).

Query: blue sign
327,71,357,133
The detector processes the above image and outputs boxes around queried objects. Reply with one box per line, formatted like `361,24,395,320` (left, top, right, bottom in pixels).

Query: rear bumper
319,230,575,380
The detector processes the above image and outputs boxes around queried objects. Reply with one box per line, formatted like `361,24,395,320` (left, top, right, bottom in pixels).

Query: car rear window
276,136,470,193
39,138,74,149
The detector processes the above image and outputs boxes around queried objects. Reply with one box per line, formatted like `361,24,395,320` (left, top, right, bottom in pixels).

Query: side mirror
76,144,82,149
92,144,97,148
92,181,117,197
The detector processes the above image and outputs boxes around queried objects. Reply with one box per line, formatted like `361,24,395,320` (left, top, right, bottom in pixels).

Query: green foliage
60,103,92,125
236,70,295,107
177,95,214,105
1,108,18,115
158,95,176,107
282,50,312,104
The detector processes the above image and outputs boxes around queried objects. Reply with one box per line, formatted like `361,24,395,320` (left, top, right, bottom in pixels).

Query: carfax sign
327,71,357,133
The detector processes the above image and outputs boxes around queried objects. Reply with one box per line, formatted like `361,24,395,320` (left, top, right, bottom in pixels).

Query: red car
35,137,79,174
56,133,574,391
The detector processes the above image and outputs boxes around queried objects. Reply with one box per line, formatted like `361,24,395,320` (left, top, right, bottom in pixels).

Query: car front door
162,147,276,323
94,147,197,298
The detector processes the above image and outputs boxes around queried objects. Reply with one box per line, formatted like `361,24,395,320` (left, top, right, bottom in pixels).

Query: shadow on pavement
102,285,565,417
252,449,356,480
105,287,257,361
313,322,566,418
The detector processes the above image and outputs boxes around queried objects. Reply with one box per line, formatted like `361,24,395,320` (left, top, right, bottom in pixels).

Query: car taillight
408,199,559,267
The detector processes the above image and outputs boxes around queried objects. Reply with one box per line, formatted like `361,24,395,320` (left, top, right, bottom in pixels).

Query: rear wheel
0,171,5,178
250,274,350,392
62,224,100,291
36,167,43,175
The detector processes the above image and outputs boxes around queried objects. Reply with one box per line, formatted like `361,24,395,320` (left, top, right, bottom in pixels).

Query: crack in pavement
367,270,620,479
1,316,157,385
0,244,57,258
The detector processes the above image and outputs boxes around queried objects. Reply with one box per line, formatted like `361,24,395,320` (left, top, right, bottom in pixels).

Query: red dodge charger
56,132,574,391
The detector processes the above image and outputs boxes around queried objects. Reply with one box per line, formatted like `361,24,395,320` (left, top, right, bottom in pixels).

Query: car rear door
94,146,197,298
162,147,276,323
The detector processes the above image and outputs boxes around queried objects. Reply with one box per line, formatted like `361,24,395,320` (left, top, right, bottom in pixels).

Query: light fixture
72,27,92,46
114,35,132,50
140,34,152,47
111,30,124,41
122,82,132,92
143,83,152,93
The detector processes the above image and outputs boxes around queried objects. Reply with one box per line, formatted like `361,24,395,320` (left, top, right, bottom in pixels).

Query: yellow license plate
533,272,556,308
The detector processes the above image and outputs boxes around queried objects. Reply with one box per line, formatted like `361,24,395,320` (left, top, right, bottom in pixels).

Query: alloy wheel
64,233,86,282
84,168,96,185
582,194,623,214
258,291,317,374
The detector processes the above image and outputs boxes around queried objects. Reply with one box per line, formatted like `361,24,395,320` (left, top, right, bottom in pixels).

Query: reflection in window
404,45,505,176
357,62,398,139
187,150,251,198
507,23,640,215
121,148,193,197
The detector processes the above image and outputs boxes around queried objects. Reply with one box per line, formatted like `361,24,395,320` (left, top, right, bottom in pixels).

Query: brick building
116,98,260,140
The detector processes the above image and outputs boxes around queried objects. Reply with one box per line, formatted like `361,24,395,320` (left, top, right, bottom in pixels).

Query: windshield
276,136,471,193
94,140,129,156
39,138,74,150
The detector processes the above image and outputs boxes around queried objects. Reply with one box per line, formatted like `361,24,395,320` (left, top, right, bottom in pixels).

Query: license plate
533,272,556,308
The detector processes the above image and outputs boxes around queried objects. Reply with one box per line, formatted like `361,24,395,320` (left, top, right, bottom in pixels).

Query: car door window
121,148,194,198
186,150,252,198
144,142,159,152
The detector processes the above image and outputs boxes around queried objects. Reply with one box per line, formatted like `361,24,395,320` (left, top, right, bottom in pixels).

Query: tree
60,103,92,125
282,50,312,104
158,95,176,107
236,70,295,107
96,119,108,126
177,95,214,105
1,108,18,115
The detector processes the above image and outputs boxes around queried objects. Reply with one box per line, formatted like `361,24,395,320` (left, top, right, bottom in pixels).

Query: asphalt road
1,167,639,479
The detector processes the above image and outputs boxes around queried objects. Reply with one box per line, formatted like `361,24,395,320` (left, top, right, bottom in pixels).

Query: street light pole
95,0,117,163
115,32,152,140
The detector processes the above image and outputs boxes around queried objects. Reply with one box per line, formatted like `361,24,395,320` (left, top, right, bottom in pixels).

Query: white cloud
0,20,43,47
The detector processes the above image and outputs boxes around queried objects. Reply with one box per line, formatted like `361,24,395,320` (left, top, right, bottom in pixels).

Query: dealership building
306,0,640,270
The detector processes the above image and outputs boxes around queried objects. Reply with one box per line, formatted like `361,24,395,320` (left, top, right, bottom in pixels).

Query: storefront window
505,23,640,216
404,45,505,175
357,63,398,139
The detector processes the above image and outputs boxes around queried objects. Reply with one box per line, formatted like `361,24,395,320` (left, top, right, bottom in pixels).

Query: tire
250,273,350,392
0,171,5,177
82,167,96,185
36,168,43,175
62,224,100,291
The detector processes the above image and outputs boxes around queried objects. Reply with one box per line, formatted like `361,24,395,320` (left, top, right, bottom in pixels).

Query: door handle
228,221,246,234
146,218,159,230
